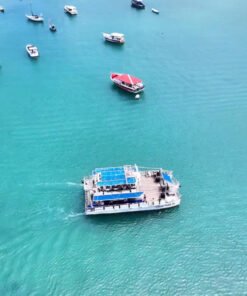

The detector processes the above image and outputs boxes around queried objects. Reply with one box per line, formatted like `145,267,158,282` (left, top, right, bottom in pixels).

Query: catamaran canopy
162,172,172,183
94,166,137,187
93,192,143,202
97,178,136,187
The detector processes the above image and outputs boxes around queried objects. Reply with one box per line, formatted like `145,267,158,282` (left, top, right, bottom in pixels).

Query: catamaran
110,73,144,94
83,165,181,215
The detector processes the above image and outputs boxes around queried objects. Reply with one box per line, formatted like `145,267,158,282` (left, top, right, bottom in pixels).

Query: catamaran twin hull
85,199,180,215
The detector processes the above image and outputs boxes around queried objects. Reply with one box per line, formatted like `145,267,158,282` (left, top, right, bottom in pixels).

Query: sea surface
0,0,247,295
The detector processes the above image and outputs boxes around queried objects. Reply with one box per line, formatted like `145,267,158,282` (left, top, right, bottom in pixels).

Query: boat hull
104,38,124,44
26,15,44,22
86,199,180,215
152,9,159,14
113,82,144,94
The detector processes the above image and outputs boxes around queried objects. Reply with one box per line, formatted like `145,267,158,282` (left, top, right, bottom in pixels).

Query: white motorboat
152,8,159,14
0,6,5,13
64,5,78,15
26,14,44,22
26,44,39,58
103,32,125,44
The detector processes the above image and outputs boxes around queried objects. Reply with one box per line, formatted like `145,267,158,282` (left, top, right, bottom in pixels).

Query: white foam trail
35,182,65,187
66,182,83,187
32,182,83,188
64,212,84,220
46,207,65,214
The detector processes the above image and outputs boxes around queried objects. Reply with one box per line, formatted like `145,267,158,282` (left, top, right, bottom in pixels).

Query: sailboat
26,2,44,22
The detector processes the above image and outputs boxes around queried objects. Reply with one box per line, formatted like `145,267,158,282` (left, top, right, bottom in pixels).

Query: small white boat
48,19,57,32
64,5,78,15
103,32,125,44
0,6,5,13
26,44,39,58
152,8,159,14
49,24,56,32
26,14,44,22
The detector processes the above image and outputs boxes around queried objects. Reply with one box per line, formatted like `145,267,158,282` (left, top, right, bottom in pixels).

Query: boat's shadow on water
102,41,125,51
27,56,39,63
26,20,44,26
86,206,180,225
64,13,78,21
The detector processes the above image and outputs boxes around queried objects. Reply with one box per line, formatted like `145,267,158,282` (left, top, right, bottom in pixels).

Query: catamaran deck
139,174,161,202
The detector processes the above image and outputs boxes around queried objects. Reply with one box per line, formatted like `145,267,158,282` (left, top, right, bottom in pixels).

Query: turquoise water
1,0,247,294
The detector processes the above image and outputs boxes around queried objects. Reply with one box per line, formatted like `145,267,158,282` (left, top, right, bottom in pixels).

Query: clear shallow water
0,0,247,295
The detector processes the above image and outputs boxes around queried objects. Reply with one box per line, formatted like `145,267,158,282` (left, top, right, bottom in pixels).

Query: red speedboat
110,73,145,94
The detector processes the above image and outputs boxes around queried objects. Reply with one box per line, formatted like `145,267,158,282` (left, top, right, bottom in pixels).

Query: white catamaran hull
86,199,180,215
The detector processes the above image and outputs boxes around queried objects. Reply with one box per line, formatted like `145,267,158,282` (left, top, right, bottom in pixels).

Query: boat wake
30,182,83,188
64,212,84,220
66,182,83,187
